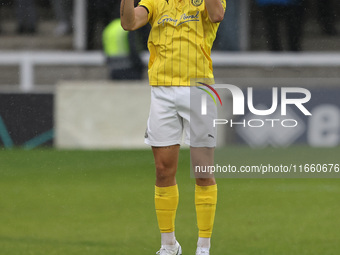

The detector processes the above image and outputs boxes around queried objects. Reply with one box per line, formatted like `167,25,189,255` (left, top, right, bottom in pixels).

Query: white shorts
144,86,217,147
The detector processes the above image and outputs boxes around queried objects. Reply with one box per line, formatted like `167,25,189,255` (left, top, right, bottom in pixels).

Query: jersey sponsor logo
157,11,200,26
191,0,203,7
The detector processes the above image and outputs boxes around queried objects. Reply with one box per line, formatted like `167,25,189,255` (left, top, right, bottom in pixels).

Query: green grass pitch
1,147,340,255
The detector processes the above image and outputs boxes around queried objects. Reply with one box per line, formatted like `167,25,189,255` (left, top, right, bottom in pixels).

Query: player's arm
205,0,225,23
120,0,149,31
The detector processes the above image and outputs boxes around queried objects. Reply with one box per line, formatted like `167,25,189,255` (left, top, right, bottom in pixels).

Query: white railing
1,51,340,92
0,51,106,92
211,52,340,67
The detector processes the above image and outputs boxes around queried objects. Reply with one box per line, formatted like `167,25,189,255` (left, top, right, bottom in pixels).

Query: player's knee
156,164,176,182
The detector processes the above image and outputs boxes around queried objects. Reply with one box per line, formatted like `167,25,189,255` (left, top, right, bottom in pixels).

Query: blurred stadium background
0,1,340,254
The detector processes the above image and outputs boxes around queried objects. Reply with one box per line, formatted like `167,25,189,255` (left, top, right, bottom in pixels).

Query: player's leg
145,87,183,254
153,145,182,254
191,147,217,255
184,85,218,254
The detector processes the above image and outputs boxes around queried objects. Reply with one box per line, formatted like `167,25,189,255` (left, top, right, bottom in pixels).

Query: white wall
55,81,150,149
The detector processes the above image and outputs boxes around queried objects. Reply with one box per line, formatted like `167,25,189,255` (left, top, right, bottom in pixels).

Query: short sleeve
138,0,154,22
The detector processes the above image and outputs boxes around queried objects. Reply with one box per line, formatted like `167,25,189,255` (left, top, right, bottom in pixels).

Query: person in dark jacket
316,0,337,36
15,0,37,34
102,18,145,80
256,0,305,51
86,0,118,50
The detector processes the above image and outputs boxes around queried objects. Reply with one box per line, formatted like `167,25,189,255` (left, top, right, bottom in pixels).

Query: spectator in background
217,0,241,51
102,18,144,80
317,0,337,36
0,0,10,34
15,0,37,34
256,0,305,51
87,0,118,50
50,0,72,36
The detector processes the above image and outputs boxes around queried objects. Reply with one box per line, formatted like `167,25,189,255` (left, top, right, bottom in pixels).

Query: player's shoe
156,240,182,255
195,247,210,255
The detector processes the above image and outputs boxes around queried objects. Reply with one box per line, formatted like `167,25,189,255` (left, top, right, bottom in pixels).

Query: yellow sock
155,184,179,233
195,184,217,238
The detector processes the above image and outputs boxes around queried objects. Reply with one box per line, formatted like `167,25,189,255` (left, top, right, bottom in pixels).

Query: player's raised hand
121,0,149,31
205,0,225,23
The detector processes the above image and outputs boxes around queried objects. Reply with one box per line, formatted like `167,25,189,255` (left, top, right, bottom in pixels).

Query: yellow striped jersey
138,0,226,86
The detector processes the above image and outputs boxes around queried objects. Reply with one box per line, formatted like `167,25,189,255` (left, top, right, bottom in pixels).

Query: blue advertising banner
233,87,340,147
